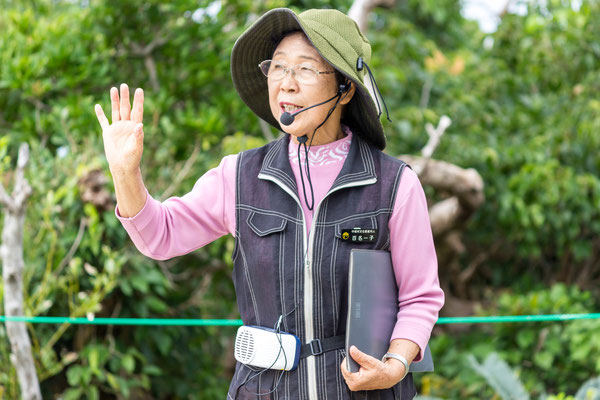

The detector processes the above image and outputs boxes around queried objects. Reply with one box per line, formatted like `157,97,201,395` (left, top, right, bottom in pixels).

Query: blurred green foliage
373,0,600,283
0,0,599,398
463,352,600,400
418,284,600,398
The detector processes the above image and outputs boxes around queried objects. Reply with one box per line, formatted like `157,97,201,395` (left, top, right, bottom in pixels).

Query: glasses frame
258,60,335,84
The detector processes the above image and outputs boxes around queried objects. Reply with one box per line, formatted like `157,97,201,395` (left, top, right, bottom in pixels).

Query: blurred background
0,0,599,398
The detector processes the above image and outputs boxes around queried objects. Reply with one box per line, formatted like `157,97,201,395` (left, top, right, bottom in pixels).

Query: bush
416,284,600,398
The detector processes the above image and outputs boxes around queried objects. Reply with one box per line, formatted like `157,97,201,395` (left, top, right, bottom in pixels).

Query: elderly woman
95,8,443,400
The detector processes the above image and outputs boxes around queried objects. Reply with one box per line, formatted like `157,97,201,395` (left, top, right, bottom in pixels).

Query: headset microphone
280,111,296,126
279,82,351,126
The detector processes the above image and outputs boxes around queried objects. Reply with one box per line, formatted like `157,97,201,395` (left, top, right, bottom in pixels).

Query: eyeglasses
258,60,335,84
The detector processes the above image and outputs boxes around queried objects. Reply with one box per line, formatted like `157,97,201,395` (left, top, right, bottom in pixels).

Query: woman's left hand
340,346,406,391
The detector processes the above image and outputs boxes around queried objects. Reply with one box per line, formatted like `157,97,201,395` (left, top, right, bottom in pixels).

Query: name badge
340,228,378,243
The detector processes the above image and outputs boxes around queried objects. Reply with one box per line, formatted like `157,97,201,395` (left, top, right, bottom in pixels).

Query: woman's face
267,32,351,143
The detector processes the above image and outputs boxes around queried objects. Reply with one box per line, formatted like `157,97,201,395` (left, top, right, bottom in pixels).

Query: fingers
110,87,120,123
131,88,144,123
340,356,363,392
134,123,144,140
341,349,390,392
340,357,352,379
349,346,378,369
120,83,131,121
94,104,109,130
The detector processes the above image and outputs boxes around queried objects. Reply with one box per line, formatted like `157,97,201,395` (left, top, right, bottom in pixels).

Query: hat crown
298,9,371,79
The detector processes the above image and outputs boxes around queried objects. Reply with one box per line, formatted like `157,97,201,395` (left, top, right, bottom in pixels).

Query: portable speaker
234,325,301,371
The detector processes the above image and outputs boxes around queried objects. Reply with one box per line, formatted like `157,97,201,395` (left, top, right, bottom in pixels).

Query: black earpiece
338,81,352,94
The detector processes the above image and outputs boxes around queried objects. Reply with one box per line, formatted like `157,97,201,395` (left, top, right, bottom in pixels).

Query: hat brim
231,8,386,150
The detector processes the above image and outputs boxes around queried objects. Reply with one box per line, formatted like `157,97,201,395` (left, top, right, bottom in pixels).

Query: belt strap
299,335,345,358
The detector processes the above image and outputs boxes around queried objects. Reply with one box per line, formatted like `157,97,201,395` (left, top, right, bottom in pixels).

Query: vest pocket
246,211,288,237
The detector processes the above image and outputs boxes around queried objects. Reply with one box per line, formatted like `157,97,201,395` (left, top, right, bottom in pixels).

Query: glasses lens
259,60,288,80
259,60,271,77
295,65,318,84
258,60,320,84
269,61,286,80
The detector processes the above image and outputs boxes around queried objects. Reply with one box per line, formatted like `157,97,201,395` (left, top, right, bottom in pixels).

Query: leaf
534,351,554,371
62,388,83,400
85,386,99,400
106,373,120,391
146,295,168,313
575,377,600,400
66,365,83,386
143,365,162,376
81,367,92,386
130,275,150,294
516,330,535,349
468,353,530,400
121,354,135,374
155,331,173,356
88,347,99,372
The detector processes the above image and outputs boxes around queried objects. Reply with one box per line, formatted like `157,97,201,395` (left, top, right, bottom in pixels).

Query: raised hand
95,83,145,175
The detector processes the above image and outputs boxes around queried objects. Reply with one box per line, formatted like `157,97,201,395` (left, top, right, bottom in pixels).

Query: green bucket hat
231,8,387,150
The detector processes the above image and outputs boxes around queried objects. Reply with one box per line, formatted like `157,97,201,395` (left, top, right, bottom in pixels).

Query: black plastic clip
309,339,323,356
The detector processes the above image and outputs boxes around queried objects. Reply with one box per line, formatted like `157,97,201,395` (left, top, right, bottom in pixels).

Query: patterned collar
258,126,377,197
288,125,353,167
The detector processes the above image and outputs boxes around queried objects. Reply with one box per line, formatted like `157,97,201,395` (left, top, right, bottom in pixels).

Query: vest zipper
304,178,376,400
259,173,376,399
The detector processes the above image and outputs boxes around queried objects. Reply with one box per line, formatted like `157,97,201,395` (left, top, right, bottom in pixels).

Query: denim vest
228,134,416,400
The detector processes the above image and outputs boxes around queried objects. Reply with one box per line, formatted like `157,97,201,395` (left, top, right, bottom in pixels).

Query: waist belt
299,335,345,358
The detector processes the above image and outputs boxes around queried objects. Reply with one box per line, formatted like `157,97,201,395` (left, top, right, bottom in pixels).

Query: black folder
345,249,434,373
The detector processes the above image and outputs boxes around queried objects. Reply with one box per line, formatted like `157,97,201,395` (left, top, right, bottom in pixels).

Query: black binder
345,249,435,373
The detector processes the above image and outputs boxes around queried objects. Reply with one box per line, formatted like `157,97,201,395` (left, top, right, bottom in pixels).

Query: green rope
436,313,600,324
0,316,242,326
1,313,600,326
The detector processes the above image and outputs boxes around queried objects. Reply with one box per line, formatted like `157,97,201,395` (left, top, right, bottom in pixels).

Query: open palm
95,83,145,174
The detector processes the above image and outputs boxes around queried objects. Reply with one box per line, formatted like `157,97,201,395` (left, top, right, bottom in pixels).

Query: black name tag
340,228,378,243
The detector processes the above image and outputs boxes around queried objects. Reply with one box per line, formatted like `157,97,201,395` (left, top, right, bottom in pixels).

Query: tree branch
258,119,275,142
159,140,201,201
419,77,433,109
500,0,513,18
422,115,451,158
0,183,14,210
144,55,160,92
349,0,396,33
408,115,452,175
399,120,484,238
401,156,485,211
13,143,33,208
130,35,169,92
1,142,41,399
55,217,87,277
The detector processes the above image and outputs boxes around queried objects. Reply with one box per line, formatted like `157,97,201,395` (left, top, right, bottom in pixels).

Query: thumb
349,346,378,369
134,123,144,141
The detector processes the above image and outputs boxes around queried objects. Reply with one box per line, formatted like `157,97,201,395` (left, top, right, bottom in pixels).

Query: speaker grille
234,328,255,364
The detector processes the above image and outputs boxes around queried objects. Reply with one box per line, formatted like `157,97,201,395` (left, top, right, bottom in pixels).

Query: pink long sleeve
115,154,238,260
388,167,445,361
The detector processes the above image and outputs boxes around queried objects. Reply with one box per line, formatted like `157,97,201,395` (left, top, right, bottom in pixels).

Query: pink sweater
117,130,444,361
